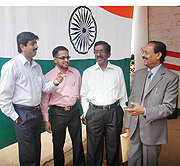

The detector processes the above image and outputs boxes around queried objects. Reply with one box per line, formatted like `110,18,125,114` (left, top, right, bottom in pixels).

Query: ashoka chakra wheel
68,6,97,54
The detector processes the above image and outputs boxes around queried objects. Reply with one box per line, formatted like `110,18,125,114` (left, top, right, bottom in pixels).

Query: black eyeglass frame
55,56,71,60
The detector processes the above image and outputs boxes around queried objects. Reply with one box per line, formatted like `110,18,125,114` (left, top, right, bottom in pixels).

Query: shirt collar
18,54,37,67
55,66,73,74
148,64,162,76
94,61,113,71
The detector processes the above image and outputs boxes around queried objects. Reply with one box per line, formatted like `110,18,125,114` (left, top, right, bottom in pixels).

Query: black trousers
51,104,85,166
86,104,124,166
13,104,42,166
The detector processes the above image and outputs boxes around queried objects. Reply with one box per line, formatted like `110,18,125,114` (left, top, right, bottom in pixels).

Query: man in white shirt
0,31,63,166
81,41,128,166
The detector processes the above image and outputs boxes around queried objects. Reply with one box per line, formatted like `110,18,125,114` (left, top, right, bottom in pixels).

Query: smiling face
141,43,162,70
54,50,70,73
20,39,38,61
94,44,111,70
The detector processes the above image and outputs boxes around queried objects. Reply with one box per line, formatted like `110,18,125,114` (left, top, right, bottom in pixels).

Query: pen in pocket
155,88,158,93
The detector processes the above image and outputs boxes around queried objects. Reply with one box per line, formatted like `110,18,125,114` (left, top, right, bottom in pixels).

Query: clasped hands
125,102,145,116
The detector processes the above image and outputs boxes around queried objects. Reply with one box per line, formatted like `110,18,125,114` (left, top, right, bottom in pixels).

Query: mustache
97,55,103,59
33,48,38,51
142,57,148,60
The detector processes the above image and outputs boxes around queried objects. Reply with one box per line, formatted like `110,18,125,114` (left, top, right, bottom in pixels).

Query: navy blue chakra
68,6,97,54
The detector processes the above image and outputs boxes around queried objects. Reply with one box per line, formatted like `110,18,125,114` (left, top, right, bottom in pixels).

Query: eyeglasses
94,50,107,55
140,48,150,55
55,56,71,60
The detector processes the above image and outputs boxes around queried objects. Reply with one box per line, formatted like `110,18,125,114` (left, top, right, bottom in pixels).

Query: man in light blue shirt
0,31,63,166
125,41,179,166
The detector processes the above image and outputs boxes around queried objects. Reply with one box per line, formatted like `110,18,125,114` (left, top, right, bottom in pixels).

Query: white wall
132,6,148,71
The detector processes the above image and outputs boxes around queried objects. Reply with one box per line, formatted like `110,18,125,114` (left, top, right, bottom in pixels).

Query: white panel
0,6,133,60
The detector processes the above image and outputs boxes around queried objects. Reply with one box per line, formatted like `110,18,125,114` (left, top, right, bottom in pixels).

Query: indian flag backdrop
0,6,134,149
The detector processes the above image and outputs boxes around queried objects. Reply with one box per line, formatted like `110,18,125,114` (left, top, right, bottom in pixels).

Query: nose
141,52,146,57
141,54,145,60
34,43,38,49
64,57,69,61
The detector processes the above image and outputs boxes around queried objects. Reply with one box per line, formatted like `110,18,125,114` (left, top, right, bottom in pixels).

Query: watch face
68,6,97,54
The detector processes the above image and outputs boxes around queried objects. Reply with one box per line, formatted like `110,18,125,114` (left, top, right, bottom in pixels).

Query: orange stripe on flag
167,50,180,58
99,6,134,19
164,63,180,71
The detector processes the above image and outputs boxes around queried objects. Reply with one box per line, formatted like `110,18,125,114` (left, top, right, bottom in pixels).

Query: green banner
0,57,130,149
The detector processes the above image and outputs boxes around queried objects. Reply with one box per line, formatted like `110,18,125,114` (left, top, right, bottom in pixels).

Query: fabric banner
164,50,180,108
0,6,133,149
0,6,133,60
164,51,180,71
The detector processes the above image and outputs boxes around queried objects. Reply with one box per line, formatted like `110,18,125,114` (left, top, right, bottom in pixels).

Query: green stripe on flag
0,57,130,149
36,58,130,96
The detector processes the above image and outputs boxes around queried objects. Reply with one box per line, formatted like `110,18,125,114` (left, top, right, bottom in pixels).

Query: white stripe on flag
165,56,180,66
0,6,133,60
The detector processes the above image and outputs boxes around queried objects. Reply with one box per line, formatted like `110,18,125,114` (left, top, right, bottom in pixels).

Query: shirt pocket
16,72,29,86
70,81,79,96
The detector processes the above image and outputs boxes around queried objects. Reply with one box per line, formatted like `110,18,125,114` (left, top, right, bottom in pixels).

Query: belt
13,104,41,111
89,100,119,111
52,104,77,111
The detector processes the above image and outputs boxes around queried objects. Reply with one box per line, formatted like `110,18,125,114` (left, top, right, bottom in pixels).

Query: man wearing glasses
81,41,128,165
41,46,85,166
125,41,179,166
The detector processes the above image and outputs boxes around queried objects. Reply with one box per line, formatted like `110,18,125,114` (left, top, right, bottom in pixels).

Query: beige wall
148,6,180,108
148,6,180,52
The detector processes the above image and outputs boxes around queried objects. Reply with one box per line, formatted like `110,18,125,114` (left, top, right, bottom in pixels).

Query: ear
107,53,111,58
156,52,162,60
20,44,26,52
53,57,57,63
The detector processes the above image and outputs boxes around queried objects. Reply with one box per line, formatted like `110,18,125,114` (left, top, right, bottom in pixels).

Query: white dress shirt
0,54,57,121
81,62,128,116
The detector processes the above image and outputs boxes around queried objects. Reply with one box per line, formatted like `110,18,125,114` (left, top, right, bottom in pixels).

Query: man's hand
15,118,18,124
125,128,130,135
45,121,52,133
127,102,145,116
53,73,67,86
81,114,86,125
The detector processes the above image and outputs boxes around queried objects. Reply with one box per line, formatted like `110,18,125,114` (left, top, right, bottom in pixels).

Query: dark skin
125,43,162,134
81,44,111,125
15,41,64,123
44,50,69,133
